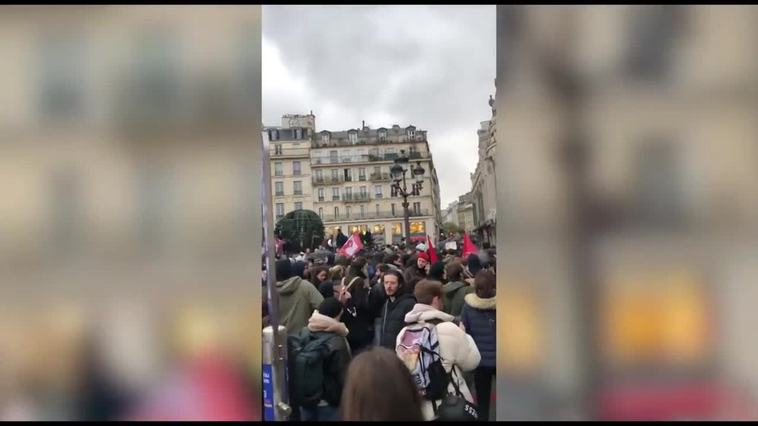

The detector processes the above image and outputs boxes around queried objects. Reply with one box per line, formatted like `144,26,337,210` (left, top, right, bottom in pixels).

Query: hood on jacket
388,291,414,305
404,303,455,324
307,311,349,337
442,281,466,294
464,293,496,310
276,275,302,295
429,261,446,282
291,261,307,279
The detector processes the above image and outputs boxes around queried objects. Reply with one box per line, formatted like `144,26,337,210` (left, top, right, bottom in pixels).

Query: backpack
396,322,450,402
287,328,333,408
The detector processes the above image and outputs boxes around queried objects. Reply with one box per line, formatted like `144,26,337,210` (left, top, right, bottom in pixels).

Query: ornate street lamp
391,150,426,243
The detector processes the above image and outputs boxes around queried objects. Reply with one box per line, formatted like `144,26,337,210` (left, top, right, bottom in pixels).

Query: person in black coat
460,270,497,421
336,229,349,248
337,257,378,354
377,270,416,349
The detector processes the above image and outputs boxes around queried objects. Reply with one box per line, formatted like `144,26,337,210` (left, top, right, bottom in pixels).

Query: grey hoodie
276,276,324,335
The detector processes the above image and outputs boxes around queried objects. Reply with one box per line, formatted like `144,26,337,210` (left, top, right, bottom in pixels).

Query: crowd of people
263,234,497,421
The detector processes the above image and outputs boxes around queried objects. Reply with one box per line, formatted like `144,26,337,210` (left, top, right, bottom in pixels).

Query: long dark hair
340,347,424,421
310,266,329,286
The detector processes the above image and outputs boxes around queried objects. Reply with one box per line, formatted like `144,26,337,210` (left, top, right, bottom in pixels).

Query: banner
462,233,478,258
426,235,439,264
339,232,364,258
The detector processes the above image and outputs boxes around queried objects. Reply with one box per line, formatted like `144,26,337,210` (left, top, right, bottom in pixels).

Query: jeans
474,366,496,421
300,405,339,422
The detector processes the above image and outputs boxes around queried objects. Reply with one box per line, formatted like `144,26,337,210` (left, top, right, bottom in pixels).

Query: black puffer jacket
378,293,416,349
340,276,378,353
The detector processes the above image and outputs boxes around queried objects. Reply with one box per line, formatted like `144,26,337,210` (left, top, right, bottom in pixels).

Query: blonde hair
329,265,345,281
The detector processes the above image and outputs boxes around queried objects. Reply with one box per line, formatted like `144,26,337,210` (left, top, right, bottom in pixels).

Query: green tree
442,222,462,236
274,209,325,253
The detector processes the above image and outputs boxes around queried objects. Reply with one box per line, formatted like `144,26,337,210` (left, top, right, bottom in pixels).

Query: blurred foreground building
0,6,262,421
497,5,758,421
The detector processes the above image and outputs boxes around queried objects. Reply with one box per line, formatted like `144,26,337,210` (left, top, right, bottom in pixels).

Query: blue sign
263,363,275,421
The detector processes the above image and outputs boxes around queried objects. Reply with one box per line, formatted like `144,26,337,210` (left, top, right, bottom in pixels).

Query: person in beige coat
396,279,481,421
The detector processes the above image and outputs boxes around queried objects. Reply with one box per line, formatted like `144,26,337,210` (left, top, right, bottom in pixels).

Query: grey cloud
263,5,494,206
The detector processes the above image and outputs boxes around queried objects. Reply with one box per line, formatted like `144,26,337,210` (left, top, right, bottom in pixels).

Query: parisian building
265,115,443,246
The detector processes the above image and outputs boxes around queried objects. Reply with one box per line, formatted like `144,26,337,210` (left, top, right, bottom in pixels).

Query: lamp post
390,149,426,244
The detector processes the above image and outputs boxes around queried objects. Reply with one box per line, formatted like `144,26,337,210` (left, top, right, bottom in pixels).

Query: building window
274,144,283,155
275,182,284,196
334,207,339,218
315,169,323,181
349,132,358,144
360,186,368,198
360,205,366,218
359,168,366,181
295,128,302,139
411,221,425,234
624,5,684,83
129,29,181,125
322,132,330,144
332,187,340,201
379,130,387,141
271,129,279,141
295,202,303,211
393,223,403,235
318,188,325,202
319,207,323,218
344,168,352,182
346,206,351,218
139,168,172,250
276,203,284,219
373,166,381,177
39,31,87,122
376,204,380,216
374,224,385,235
293,181,302,196
634,137,684,225
329,150,338,163
331,169,340,182
413,202,421,215
374,185,383,199
391,203,396,216
407,128,415,139
274,162,283,177
293,161,301,176
50,168,82,252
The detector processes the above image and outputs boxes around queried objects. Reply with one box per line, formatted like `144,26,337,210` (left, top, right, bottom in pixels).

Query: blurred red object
597,380,754,421
128,352,257,421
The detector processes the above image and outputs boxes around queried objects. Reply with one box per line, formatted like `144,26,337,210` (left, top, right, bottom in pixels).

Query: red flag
426,235,438,264
339,232,364,258
462,232,478,258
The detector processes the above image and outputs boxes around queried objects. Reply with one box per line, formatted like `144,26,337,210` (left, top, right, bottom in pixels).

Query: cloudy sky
262,5,495,208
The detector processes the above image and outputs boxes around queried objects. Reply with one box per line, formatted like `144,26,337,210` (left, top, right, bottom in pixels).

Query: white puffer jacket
397,303,481,421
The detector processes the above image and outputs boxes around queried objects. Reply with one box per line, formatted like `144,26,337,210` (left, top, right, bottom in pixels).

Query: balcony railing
370,172,391,182
342,193,371,203
312,176,346,185
319,209,431,222
312,152,428,165
311,135,428,148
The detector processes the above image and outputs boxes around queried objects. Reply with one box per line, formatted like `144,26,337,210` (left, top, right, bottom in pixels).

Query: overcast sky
262,5,495,208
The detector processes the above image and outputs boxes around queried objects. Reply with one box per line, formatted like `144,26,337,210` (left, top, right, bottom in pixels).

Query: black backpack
287,328,333,408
